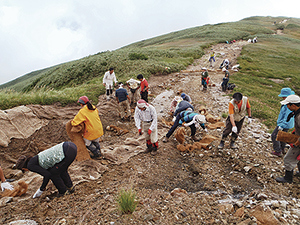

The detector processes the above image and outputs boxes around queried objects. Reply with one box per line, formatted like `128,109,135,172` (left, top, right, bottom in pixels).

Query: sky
0,0,299,85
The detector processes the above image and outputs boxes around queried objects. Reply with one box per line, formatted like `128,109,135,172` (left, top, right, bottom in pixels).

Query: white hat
280,94,300,105
195,115,206,124
202,67,207,70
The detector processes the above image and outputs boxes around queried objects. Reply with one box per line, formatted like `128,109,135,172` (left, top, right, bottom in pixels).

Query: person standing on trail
0,165,14,192
201,67,209,91
15,142,77,198
208,49,215,67
163,109,207,143
103,67,117,101
71,96,103,158
275,95,300,184
181,93,192,103
134,99,158,155
126,78,141,106
137,74,149,102
271,88,295,157
115,82,131,121
221,71,230,92
218,92,252,149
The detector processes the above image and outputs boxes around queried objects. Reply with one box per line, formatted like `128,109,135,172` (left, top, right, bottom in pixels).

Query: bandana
137,99,149,108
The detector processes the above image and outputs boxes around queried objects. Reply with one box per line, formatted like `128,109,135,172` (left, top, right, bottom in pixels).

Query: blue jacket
174,101,194,117
178,111,205,129
277,104,294,129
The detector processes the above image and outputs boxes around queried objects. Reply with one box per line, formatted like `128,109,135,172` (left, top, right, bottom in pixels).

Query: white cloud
0,6,19,27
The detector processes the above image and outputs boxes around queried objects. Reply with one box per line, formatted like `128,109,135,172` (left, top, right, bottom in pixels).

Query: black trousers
141,91,148,102
221,116,245,141
27,142,77,194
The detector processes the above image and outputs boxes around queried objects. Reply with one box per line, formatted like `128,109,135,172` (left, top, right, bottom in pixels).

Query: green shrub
116,188,138,214
128,52,148,60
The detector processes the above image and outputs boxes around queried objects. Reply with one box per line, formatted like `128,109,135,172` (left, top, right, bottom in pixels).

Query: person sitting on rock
134,99,158,155
181,93,192,103
15,142,77,198
115,82,131,121
201,67,209,91
163,109,207,143
275,95,300,184
218,92,252,149
71,96,103,158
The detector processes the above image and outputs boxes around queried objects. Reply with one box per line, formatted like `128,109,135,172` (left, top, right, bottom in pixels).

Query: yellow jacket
71,105,104,140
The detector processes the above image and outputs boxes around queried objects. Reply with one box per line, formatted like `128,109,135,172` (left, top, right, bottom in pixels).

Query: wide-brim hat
278,88,295,97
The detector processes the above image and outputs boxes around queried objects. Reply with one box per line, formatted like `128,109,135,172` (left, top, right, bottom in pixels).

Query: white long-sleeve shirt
134,104,157,131
103,71,117,86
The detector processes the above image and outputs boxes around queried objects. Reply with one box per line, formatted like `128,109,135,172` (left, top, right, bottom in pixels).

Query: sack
227,83,236,90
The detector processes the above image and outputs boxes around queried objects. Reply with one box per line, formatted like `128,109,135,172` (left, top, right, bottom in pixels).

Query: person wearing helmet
134,99,158,155
201,67,209,91
71,96,104,158
162,109,207,143
218,92,252,149
181,93,192,103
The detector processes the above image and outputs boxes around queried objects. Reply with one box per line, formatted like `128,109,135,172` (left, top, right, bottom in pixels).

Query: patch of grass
116,188,138,214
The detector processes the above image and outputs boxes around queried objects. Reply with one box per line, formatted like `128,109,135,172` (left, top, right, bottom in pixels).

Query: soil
1,41,300,225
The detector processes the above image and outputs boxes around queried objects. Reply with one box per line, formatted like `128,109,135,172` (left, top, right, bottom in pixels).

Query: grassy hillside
0,16,299,129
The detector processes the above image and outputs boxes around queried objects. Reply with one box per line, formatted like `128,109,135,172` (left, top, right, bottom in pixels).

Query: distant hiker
126,78,141,106
163,109,207,143
221,71,230,92
218,92,252,149
220,59,230,70
134,99,158,155
201,67,209,91
170,96,183,114
16,142,77,198
115,82,131,121
275,95,300,184
181,93,192,103
137,74,149,102
103,67,117,101
71,96,103,158
173,100,194,117
253,37,257,43
271,88,295,157
0,165,14,192
208,49,215,67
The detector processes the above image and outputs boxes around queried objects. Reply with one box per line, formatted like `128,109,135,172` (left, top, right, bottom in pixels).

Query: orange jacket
71,105,104,140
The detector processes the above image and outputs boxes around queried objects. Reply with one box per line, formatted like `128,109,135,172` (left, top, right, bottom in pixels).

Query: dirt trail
1,41,300,225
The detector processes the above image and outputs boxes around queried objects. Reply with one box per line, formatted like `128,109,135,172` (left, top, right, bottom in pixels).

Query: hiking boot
145,143,153,153
218,140,225,149
162,136,169,143
151,143,158,155
276,170,293,183
230,141,237,149
271,151,282,157
191,135,199,141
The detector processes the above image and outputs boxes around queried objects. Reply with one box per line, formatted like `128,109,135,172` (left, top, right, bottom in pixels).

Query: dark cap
233,92,243,101
15,155,27,170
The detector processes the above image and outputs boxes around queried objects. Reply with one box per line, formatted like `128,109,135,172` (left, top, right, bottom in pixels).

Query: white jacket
103,71,117,86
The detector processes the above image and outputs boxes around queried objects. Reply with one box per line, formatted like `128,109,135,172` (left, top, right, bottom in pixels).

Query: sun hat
278,88,295,97
174,96,182,102
78,96,89,105
280,95,300,105
202,67,207,70
195,115,206,124
233,92,243,101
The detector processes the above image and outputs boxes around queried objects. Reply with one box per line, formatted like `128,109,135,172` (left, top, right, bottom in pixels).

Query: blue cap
278,88,295,97
181,93,186,98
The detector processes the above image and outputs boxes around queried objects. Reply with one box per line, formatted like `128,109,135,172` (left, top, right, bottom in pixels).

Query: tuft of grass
116,188,138,214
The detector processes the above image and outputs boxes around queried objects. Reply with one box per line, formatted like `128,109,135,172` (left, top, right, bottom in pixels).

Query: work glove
278,126,283,131
138,129,142,135
204,128,208,132
232,126,238,133
246,116,253,124
1,181,14,192
172,117,176,122
148,129,152,135
297,154,300,161
33,188,44,199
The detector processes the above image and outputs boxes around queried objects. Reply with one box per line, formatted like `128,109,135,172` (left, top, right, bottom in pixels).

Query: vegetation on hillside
0,16,300,129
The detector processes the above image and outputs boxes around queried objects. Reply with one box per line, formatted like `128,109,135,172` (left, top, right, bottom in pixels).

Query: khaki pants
283,146,300,171
143,122,158,143
130,89,140,104
119,100,131,118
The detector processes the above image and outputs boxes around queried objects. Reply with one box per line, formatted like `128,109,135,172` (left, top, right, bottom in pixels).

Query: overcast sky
0,0,299,85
